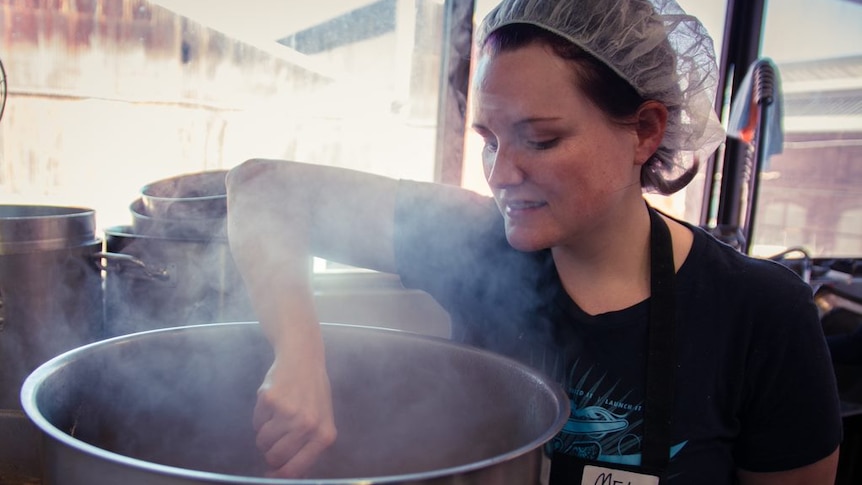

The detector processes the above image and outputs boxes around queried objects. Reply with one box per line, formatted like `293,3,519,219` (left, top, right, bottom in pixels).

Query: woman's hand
253,337,337,478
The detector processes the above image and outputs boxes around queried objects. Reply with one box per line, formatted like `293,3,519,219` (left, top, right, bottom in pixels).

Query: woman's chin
505,231,551,253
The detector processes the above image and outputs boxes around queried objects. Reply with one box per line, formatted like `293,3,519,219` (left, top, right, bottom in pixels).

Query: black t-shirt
393,180,842,484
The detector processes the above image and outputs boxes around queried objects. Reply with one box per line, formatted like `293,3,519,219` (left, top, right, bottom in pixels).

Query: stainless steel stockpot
22,322,568,484
99,225,253,337
0,205,103,411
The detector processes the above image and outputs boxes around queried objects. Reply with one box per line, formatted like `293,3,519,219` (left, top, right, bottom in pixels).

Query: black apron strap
641,206,677,475
550,205,678,484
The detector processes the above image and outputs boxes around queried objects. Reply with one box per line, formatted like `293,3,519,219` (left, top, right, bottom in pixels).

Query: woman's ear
634,101,668,166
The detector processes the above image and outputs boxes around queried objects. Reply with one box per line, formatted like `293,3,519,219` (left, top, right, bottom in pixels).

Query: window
0,0,446,236
751,0,862,257
4,0,860,263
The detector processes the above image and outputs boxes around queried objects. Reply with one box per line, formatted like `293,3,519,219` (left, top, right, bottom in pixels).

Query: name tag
581,465,660,485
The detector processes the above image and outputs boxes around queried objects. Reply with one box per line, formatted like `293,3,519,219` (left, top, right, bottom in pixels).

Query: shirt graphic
548,361,687,465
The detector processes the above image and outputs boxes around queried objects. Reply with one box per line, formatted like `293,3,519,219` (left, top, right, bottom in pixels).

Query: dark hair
481,24,696,194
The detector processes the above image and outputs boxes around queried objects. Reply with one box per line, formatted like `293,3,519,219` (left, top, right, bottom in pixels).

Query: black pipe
742,60,777,253
703,0,766,247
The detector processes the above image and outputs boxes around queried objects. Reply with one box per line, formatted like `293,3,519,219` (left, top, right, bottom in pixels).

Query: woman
226,0,842,482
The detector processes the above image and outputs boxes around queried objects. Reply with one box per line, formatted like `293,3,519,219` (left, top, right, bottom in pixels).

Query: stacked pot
0,171,255,483
0,204,104,483
101,170,255,338
0,205,103,410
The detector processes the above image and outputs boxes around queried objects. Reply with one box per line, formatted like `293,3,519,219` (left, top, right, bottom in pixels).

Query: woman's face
471,41,646,252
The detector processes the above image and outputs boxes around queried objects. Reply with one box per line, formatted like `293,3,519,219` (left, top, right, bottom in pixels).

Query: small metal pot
130,198,227,240
22,322,568,484
140,170,227,221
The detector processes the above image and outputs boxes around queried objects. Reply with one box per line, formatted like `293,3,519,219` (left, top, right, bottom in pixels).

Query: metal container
21,322,568,484
131,170,228,240
0,205,103,411
0,205,103,485
139,170,227,221
100,225,254,337
129,198,227,240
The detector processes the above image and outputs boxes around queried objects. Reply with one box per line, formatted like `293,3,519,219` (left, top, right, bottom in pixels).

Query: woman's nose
484,147,524,188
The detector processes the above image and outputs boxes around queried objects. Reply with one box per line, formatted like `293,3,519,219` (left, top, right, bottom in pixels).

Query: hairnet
477,0,726,190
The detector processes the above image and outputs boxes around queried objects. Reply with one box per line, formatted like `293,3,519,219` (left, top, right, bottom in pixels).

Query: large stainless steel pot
0,205,103,411
0,205,103,485
100,225,254,337
21,322,569,484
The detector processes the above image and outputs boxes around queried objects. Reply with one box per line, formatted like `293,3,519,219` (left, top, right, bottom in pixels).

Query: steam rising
26,323,566,480
14,170,568,481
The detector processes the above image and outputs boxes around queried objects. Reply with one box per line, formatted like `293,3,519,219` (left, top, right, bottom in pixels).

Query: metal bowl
140,170,227,221
21,322,568,484
130,198,226,240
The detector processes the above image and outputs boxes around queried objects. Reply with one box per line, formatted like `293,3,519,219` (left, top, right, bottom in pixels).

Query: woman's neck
551,206,692,316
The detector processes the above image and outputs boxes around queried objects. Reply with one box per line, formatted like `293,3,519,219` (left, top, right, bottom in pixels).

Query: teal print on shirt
547,360,687,465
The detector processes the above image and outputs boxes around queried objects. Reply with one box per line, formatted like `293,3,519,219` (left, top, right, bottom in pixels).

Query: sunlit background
1,0,861,256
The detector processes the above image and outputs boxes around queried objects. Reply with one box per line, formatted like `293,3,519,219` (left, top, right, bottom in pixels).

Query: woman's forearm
226,158,321,343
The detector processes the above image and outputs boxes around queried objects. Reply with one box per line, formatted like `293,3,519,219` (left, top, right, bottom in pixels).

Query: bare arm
737,447,839,485
225,158,400,477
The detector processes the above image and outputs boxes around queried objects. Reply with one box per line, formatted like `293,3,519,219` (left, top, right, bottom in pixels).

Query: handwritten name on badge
581,465,660,485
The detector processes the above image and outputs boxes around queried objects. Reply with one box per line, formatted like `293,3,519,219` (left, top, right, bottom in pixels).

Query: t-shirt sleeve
392,179,504,310
392,179,560,358
734,267,843,472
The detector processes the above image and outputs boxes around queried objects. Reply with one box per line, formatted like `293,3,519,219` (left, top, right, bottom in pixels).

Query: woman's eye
483,139,498,153
529,138,559,150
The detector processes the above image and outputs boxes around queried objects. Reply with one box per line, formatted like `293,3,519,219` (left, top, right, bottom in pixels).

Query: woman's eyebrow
512,117,566,135
472,116,563,130
514,117,563,127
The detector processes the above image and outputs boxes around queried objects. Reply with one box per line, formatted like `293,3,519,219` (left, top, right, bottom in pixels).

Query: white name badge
581,464,660,485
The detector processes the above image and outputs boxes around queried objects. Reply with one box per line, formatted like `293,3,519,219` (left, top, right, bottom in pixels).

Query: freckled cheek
560,157,614,191
543,172,597,211
594,163,635,194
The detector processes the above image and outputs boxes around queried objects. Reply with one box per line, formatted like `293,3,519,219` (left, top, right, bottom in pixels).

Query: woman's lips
504,199,547,218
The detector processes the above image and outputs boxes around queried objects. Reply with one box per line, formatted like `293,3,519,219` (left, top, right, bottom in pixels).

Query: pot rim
139,170,228,221
140,170,228,200
20,321,569,484
0,204,97,254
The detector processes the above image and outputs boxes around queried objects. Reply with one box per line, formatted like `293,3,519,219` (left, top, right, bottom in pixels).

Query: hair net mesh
478,0,726,187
